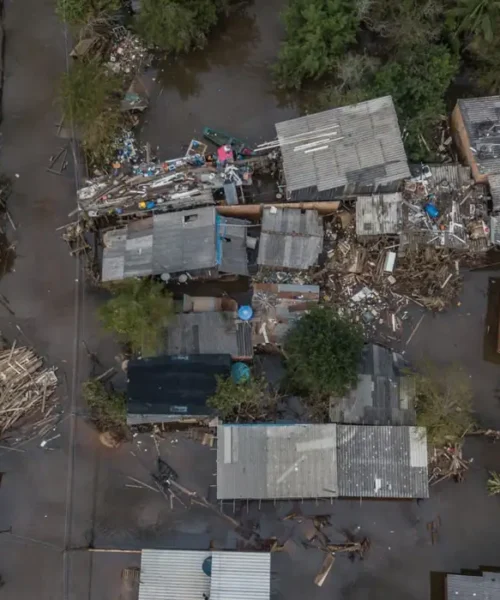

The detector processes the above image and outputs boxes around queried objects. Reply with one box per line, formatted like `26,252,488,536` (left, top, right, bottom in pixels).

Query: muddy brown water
138,0,299,157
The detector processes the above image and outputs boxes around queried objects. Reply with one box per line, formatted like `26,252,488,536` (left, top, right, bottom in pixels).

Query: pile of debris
428,445,471,485
0,344,58,438
106,28,149,75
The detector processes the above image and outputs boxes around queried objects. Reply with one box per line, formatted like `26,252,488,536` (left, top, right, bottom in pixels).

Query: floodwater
138,0,298,158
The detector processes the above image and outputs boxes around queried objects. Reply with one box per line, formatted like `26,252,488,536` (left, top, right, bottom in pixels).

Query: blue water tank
238,305,253,321
231,362,251,383
202,556,212,577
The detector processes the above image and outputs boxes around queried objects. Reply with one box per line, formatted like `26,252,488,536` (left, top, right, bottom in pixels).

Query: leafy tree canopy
59,60,124,165
136,0,228,53
274,0,359,89
411,363,475,448
207,375,274,422
371,44,459,161
82,378,127,434
56,0,121,26
284,307,364,399
447,0,500,43
99,278,174,356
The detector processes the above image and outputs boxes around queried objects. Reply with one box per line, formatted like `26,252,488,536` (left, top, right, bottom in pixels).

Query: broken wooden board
314,553,335,587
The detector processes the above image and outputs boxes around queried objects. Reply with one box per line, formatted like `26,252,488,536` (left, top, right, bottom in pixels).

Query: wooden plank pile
0,344,58,438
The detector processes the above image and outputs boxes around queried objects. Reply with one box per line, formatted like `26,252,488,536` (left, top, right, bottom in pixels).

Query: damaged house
452,96,500,211
217,423,428,501
329,344,416,426
257,207,324,270
275,96,410,201
101,206,249,282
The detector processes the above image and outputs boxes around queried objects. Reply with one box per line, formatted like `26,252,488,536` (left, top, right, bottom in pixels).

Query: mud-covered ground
1,1,500,599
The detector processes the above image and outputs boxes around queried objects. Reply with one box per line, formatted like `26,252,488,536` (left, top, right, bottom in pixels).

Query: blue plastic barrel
424,203,439,219
202,556,212,576
238,305,253,321
231,362,251,383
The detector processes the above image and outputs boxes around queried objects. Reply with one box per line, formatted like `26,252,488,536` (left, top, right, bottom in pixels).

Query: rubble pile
106,29,149,75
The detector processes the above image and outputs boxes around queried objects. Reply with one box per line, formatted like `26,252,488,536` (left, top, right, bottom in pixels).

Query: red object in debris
217,145,234,163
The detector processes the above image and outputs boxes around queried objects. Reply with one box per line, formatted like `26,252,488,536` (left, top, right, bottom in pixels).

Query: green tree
410,363,475,448
274,0,359,89
487,471,500,496
447,0,500,42
284,307,364,399
82,378,127,433
56,0,121,26
136,0,228,53
60,60,124,165
363,0,445,51
207,376,274,421
370,44,459,161
99,278,174,356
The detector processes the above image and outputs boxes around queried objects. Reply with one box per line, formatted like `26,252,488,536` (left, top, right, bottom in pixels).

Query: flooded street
139,0,298,157
1,1,500,600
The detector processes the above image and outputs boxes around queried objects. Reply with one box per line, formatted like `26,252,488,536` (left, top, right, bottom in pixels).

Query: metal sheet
210,552,271,600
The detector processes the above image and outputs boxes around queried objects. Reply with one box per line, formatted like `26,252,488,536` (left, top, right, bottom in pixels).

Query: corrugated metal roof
276,96,410,199
102,208,249,281
139,549,210,600
217,424,338,500
356,193,403,236
139,550,271,600
458,96,500,177
336,425,428,498
166,312,253,358
257,208,323,269
218,217,249,276
447,572,500,599
217,424,428,500
329,344,416,426
210,552,271,600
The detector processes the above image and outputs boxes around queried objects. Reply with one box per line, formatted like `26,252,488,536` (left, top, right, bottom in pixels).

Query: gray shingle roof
101,208,249,281
447,572,500,600
257,208,323,269
166,312,253,359
216,424,428,500
276,96,410,200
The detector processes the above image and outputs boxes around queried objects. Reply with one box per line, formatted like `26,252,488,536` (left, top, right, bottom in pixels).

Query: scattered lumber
428,445,471,485
0,344,58,438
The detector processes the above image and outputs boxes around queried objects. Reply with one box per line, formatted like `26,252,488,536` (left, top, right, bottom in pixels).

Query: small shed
127,354,231,425
356,193,403,236
165,312,253,360
257,207,323,270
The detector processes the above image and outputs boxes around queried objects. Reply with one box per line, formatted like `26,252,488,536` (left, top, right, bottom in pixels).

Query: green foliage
363,0,445,51
411,363,475,448
447,0,500,43
135,0,228,53
284,307,364,399
56,0,121,26
59,60,124,165
207,376,273,421
274,0,359,89
487,471,500,496
82,378,126,432
370,44,459,161
99,278,174,356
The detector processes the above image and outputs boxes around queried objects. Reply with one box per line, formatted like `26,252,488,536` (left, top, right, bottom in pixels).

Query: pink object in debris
217,145,234,163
